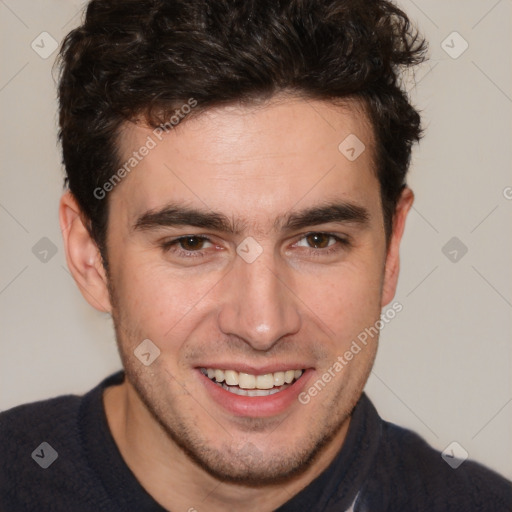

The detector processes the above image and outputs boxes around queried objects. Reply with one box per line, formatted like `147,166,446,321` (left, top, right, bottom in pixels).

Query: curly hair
58,0,427,261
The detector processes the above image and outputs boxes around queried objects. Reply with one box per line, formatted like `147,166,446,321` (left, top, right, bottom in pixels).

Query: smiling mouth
200,368,304,397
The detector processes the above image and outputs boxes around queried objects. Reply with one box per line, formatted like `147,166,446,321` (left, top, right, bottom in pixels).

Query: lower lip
197,369,313,418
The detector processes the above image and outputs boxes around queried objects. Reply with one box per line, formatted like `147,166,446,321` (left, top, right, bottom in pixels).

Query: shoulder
0,394,77,486
0,393,83,470
0,392,82,435
0,393,84,466
365,418,512,511
0,390,105,511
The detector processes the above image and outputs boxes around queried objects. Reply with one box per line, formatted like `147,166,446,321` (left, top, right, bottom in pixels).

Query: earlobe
381,187,414,307
59,191,112,313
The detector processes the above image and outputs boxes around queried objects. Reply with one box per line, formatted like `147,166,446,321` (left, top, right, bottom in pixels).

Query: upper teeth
202,368,303,390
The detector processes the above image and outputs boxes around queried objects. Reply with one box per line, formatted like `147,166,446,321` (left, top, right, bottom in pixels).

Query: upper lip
196,364,311,375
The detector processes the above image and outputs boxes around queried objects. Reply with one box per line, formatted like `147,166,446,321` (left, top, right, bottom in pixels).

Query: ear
381,187,414,307
59,191,112,313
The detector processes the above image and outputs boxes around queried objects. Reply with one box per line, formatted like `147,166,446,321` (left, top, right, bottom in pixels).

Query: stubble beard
106,275,375,487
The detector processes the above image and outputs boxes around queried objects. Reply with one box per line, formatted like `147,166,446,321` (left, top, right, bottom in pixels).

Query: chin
146,397,350,486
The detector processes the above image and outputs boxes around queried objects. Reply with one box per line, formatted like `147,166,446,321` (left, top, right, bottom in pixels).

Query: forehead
111,97,379,230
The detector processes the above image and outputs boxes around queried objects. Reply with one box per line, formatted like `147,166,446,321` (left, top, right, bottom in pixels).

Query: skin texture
59,96,413,511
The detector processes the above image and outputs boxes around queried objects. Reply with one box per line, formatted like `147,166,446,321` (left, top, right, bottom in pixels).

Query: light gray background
1,0,511,480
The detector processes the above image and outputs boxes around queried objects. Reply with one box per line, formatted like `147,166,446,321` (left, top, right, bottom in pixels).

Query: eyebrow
132,200,370,235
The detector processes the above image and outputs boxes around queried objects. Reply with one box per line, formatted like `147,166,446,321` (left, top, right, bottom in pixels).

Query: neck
103,379,350,512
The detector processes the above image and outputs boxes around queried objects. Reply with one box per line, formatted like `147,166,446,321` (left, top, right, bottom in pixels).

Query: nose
217,249,302,351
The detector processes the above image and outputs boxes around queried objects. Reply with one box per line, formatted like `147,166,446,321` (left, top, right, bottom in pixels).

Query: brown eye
304,233,331,249
293,233,349,257
179,236,206,251
160,235,214,257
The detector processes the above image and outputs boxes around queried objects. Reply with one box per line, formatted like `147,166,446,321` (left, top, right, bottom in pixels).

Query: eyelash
160,232,350,259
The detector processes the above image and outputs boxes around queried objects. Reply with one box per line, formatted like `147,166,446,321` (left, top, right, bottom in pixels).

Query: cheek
300,259,384,341
111,255,222,343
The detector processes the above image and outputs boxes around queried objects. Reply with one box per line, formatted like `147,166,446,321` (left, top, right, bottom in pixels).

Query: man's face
101,97,397,483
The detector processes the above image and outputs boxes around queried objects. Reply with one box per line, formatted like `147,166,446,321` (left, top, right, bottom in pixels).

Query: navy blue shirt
1,370,511,511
